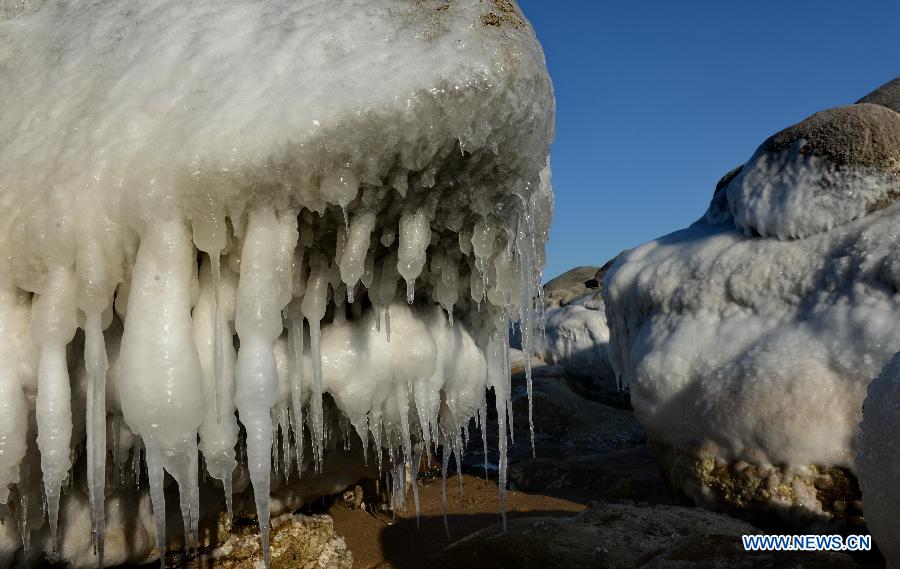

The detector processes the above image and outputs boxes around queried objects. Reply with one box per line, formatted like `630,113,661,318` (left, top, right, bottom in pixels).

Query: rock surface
858,352,900,568
857,77,900,113
432,502,860,569
197,514,351,569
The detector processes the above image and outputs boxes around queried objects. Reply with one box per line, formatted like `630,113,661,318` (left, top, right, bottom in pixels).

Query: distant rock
543,265,603,307
433,502,860,569
532,261,620,402
857,76,900,113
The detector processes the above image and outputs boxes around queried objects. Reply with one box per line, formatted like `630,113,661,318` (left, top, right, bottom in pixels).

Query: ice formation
859,352,900,568
0,1,554,567
604,84,900,484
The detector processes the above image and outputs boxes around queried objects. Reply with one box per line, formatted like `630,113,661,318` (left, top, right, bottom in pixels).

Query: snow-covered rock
605,77,900,521
858,352,900,568
0,1,554,566
531,265,616,392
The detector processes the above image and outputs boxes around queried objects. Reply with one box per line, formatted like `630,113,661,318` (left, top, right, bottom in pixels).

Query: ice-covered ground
604,80,900,517
0,1,554,567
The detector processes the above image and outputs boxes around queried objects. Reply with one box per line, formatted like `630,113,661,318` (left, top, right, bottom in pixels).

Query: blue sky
518,1,900,279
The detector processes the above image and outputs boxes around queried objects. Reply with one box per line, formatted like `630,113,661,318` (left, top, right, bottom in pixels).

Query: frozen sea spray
0,0,554,567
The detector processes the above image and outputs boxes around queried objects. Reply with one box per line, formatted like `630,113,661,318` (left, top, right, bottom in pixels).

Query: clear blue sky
519,1,900,280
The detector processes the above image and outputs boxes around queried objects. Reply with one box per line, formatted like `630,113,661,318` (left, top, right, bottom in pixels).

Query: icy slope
0,1,553,567
604,78,900,517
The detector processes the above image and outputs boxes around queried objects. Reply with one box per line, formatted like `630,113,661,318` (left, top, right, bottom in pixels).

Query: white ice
0,1,554,567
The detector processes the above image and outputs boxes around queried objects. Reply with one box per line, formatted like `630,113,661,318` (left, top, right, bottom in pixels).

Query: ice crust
0,1,554,566
605,196,900,470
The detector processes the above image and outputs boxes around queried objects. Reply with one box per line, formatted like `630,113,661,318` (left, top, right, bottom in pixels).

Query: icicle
411,449,421,529
286,306,305,475
32,265,78,552
119,219,205,567
233,207,294,569
77,237,112,566
340,212,377,302
192,203,228,423
84,311,108,565
194,256,239,526
397,208,430,304
301,256,329,469
440,441,450,538
0,277,27,506
145,450,167,569
479,397,489,479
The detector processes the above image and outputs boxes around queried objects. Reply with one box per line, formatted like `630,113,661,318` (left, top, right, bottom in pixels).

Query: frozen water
0,0,553,566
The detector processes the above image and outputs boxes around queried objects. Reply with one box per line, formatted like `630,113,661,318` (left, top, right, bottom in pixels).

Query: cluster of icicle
0,163,551,568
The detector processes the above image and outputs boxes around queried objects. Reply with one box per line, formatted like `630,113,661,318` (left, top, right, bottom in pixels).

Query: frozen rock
605,78,900,521
530,262,619,403
858,352,900,568
432,501,859,569
0,0,554,566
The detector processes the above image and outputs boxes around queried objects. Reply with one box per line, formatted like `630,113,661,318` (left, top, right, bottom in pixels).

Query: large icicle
192,202,229,422
193,256,239,523
77,237,112,566
0,275,27,506
32,265,78,552
233,207,294,569
119,219,205,567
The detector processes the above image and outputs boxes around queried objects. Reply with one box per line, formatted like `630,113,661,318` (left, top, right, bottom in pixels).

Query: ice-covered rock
0,0,554,566
858,352,900,568
526,263,621,407
605,77,900,521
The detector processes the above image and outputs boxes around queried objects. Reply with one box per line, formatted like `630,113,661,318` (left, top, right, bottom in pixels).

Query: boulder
713,102,900,239
858,352,900,568
432,502,860,569
605,81,900,525
857,76,900,113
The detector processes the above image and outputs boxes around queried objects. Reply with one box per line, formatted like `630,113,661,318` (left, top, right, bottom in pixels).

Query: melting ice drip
0,156,552,568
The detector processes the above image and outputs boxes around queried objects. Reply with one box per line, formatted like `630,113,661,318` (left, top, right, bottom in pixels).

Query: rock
508,447,669,504
197,513,351,569
857,76,900,113
543,266,603,307
510,373,644,463
761,104,900,170
605,82,900,525
432,502,860,569
532,259,622,401
652,442,863,529
717,103,900,239
858,352,900,567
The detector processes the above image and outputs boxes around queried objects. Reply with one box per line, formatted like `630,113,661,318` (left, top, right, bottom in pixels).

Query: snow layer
0,1,554,566
605,199,900,470
859,352,900,569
